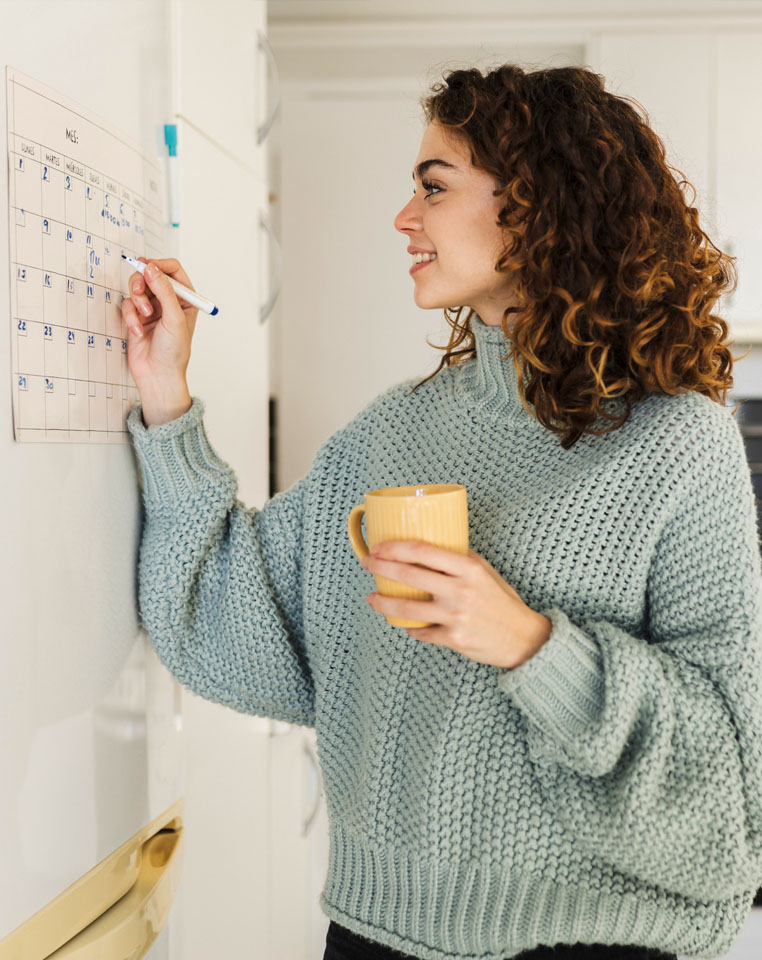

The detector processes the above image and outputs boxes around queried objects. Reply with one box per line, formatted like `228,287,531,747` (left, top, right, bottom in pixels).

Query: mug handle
347,504,370,561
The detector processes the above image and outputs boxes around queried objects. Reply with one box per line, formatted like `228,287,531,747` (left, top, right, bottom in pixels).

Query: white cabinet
589,32,714,226
269,724,330,960
175,0,269,174
180,118,269,507
589,29,762,343
170,120,272,958
716,33,762,339
171,4,278,958
178,691,272,960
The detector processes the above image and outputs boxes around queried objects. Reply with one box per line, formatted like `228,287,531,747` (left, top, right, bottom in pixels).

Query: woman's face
394,122,519,327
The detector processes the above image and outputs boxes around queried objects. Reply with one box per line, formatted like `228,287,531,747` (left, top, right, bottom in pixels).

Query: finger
121,296,146,338
469,548,504,584
140,289,163,317
140,256,195,291
374,540,470,577
369,593,441,627
129,271,153,317
141,262,184,323
368,557,441,596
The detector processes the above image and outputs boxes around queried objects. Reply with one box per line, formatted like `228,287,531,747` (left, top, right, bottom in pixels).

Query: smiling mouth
410,259,437,274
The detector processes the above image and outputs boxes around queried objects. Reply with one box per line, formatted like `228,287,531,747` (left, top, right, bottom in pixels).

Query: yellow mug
347,483,469,628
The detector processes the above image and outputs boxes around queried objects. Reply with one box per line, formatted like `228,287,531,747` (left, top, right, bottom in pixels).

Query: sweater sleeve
127,396,316,727
496,409,762,902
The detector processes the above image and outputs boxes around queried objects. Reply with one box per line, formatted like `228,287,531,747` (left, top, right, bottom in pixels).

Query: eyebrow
412,159,460,182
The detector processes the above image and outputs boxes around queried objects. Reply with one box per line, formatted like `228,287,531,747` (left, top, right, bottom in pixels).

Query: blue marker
121,254,219,316
164,124,180,227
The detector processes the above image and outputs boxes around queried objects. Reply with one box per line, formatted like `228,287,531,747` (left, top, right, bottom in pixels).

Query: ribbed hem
126,396,236,511
496,607,605,744
319,820,746,960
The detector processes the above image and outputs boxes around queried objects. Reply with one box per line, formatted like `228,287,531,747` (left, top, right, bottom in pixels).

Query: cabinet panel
179,690,272,960
716,32,762,336
179,119,269,508
270,725,330,960
176,0,268,174
591,32,713,222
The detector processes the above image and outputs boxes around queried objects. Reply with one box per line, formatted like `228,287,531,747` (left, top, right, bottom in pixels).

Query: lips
409,258,436,275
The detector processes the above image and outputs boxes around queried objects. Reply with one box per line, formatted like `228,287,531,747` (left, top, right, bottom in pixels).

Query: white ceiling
268,0,762,24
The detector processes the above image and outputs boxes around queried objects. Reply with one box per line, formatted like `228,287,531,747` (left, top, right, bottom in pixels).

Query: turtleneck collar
454,313,530,421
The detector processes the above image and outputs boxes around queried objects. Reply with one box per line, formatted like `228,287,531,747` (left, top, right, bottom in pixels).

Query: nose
394,193,422,236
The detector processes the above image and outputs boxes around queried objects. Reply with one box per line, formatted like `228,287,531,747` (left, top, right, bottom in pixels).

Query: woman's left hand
361,540,553,669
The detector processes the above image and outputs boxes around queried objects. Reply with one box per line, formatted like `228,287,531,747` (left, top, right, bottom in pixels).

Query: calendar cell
41,152,66,222
41,214,67,276
15,209,43,271
13,144,42,217
65,276,86,328
16,265,43,322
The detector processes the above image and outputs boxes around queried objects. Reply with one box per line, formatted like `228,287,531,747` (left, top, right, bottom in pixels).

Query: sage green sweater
126,314,762,959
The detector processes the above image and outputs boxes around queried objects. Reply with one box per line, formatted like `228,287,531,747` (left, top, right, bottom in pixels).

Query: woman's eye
414,179,442,200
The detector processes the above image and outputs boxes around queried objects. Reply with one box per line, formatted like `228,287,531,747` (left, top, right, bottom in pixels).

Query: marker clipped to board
164,123,180,227
121,254,219,316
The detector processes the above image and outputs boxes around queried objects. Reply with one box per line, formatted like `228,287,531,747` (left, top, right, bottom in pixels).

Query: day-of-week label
18,138,36,157
105,178,119,195
87,169,102,187
132,194,144,211
43,150,62,167
120,186,131,202
65,157,84,179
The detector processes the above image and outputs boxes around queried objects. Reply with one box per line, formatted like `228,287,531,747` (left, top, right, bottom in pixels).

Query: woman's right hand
122,257,198,389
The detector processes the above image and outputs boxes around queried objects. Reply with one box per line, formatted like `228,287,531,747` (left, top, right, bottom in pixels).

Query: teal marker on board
121,254,219,316
164,124,180,227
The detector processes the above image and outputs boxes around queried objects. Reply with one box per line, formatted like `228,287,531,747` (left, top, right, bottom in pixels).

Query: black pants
323,920,680,960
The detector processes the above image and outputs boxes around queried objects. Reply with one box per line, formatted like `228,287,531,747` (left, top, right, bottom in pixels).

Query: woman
122,64,762,960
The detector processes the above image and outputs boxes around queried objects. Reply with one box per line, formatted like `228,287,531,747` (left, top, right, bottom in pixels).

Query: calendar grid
7,67,166,443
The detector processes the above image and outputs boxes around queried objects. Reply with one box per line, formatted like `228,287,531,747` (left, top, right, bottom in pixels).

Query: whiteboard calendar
6,67,165,442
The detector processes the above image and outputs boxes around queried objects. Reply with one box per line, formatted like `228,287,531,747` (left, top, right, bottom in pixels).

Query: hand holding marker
121,254,219,315
121,255,216,426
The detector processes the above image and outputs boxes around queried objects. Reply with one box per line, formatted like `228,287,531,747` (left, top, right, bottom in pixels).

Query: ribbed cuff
126,396,237,511
496,607,605,741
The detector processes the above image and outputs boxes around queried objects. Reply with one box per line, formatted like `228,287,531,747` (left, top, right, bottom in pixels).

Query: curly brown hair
408,64,747,449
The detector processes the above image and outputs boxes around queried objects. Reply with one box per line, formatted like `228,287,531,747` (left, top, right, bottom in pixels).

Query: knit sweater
126,314,762,960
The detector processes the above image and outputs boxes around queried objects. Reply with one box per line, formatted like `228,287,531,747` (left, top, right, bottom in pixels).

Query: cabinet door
270,724,329,960
178,690,272,960
716,33,762,339
175,0,268,172
180,118,269,508
590,32,713,221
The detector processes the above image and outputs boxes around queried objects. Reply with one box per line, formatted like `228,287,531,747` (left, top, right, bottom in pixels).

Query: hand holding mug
347,482,552,668
360,538,553,669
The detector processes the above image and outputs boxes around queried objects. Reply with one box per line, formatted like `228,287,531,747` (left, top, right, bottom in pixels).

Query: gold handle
347,504,369,561
0,799,184,960
45,828,183,958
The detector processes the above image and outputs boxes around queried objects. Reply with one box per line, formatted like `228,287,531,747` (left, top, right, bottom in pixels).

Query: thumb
142,261,181,322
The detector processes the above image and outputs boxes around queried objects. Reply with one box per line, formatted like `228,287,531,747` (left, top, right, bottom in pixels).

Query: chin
412,289,451,310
